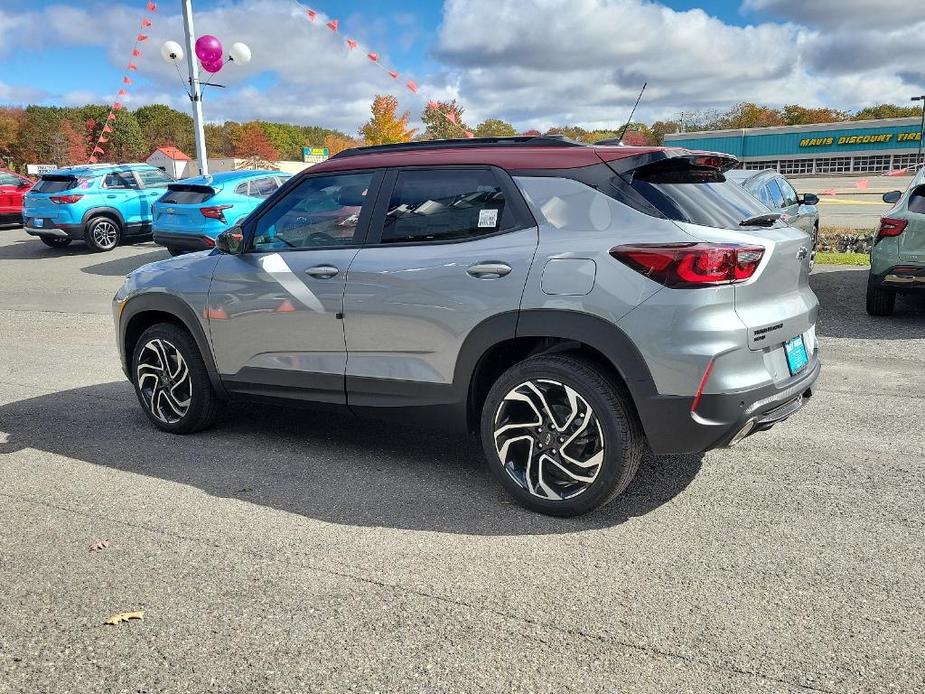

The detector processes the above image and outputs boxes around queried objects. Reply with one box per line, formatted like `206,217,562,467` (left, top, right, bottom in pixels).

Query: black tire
84,216,121,252
130,322,222,434
167,247,185,257
39,235,72,248
865,277,896,316
480,354,643,517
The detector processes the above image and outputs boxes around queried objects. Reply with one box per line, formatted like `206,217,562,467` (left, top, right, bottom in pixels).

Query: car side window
103,172,138,189
765,179,786,208
137,168,173,188
755,184,774,208
380,169,511,244
777,177,799,207
235,181,250,196
252,177,278,198
0,172,21,186
251,172,374,251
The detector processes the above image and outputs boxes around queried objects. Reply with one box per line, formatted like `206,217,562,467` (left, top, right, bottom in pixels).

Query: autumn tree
0,107,25,161
781,105,847,125
853,104,921,120
360,95,415,145
59,120,87,165
714,102,785,129
649,120,680,145
323,132,361,156
233,121,280,161
421,99,469,140
474,118,517,137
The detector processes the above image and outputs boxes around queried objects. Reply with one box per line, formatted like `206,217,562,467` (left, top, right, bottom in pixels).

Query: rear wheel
865,277,896,316
480,354,643,517
39,235,71,248
131,322,222,434
84,216,121,252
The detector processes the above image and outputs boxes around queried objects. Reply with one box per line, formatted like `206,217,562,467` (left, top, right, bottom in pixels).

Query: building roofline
665,116,922,140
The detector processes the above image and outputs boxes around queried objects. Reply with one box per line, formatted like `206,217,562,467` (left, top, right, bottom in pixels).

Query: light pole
161,1,252,177
181,0,208,176
913,96,925,169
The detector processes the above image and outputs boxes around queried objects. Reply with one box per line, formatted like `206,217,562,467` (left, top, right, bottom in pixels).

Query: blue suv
23,163,174,252
152,170,290,256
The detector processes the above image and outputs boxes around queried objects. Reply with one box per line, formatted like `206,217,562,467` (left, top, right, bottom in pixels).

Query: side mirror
882,190,902,204
18,180,31,189
800,193,819,206
215,227,245,255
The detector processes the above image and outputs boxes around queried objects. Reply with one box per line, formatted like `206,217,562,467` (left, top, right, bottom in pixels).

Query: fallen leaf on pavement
104,611,144,625
89,539,110,552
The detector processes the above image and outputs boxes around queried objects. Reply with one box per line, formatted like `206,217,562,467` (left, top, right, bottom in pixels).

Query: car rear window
33,175,80,193
160,184,216,204
627,160,774,229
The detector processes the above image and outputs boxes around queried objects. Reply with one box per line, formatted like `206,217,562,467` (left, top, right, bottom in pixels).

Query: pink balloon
195,34,223,63
201,58,224,74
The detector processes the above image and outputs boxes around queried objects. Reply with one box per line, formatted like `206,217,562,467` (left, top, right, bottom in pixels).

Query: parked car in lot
867,165,925,316
113,136,820,516
726,168,820,268
0,168,35,225
23,163,173,251
152,170,291,256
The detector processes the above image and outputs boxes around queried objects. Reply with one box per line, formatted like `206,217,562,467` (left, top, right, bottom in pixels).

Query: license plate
33,218,44,227
784,335,808,375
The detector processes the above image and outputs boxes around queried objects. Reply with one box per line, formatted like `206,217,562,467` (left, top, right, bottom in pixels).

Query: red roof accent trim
153,146,191,161
310,145,666,174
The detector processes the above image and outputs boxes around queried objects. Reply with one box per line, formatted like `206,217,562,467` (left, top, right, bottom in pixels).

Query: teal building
664,117,923,176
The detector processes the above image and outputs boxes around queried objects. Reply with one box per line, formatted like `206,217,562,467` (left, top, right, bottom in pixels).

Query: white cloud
740,0,923,30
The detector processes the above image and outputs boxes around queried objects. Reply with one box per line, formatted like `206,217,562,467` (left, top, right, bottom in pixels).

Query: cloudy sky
2,0,923,134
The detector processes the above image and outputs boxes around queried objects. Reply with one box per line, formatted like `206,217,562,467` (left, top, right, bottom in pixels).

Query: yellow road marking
817,198,886,206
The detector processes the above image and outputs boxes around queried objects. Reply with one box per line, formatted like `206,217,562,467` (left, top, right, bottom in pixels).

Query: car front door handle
304,265,339,279
467,262,512,278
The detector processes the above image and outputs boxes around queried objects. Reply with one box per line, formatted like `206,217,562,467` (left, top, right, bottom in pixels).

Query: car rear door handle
304,265,339,279
467,262,512,278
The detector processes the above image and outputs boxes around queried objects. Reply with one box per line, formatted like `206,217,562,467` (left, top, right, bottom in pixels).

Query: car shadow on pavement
0,381,703,536
81,249,170,276
810,267,925,340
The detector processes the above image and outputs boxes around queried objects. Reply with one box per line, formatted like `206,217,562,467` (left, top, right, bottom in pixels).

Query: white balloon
160,40,184,63
228,42,252,65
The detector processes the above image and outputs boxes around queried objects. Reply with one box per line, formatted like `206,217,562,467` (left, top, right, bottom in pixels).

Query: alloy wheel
493,379,604,500
136,338,192,424
92,220,119,249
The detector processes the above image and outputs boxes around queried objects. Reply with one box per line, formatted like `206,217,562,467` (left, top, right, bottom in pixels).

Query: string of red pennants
88,1,158,163
295,1,474,138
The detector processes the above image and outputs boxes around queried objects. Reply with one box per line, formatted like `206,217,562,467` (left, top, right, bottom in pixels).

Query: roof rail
330,135,586,160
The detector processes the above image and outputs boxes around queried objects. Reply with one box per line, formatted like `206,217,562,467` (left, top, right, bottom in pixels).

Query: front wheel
84,216,121,252
131,322,222,434
40,235,72,248
865,277,896,316
480,354,643,517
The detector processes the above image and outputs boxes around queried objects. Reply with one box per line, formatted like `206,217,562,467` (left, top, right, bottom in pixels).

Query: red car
0,168,35,225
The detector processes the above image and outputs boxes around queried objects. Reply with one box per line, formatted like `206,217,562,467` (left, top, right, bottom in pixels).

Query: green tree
546,126,589,142
649,119,680,145
853,104,921,120
12,106,67,163
77,104,146,162
474,118,517,137
714,102,785,129
360,95,416,145
421,99,469,140
134,104,194,155
781,105,848,125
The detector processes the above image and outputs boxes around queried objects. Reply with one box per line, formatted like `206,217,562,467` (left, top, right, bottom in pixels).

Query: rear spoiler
602,149,739,175
165,183,217,193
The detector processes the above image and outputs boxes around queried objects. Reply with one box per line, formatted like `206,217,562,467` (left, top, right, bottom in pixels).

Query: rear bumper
153,231,214,252
24,222,84,239
872,266,925,293
637,354,821,455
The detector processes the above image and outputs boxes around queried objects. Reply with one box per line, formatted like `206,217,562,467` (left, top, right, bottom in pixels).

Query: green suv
867,166,925,316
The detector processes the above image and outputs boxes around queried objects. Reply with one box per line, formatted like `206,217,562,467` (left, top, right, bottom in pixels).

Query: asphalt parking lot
1,226,923,693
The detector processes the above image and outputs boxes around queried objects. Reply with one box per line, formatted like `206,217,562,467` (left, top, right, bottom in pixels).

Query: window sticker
478,208,498,228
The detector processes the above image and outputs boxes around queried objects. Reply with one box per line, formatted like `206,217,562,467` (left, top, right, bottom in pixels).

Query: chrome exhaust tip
728,418,757,447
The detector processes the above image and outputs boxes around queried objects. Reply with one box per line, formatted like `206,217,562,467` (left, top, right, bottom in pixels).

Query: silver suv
114,137,820,516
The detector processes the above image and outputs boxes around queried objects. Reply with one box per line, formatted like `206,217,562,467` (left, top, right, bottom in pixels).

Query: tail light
876,217,907,241
50,194,83,204
610,243,765,287
200,204,233,223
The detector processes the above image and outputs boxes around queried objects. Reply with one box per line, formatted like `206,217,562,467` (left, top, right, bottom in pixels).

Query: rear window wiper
739,212,781,227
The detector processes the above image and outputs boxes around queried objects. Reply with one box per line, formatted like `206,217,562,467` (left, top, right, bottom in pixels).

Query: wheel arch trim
119,293,227,398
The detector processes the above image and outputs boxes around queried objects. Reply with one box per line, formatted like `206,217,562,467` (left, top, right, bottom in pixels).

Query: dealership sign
800,131,922,148
302,147,330,164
